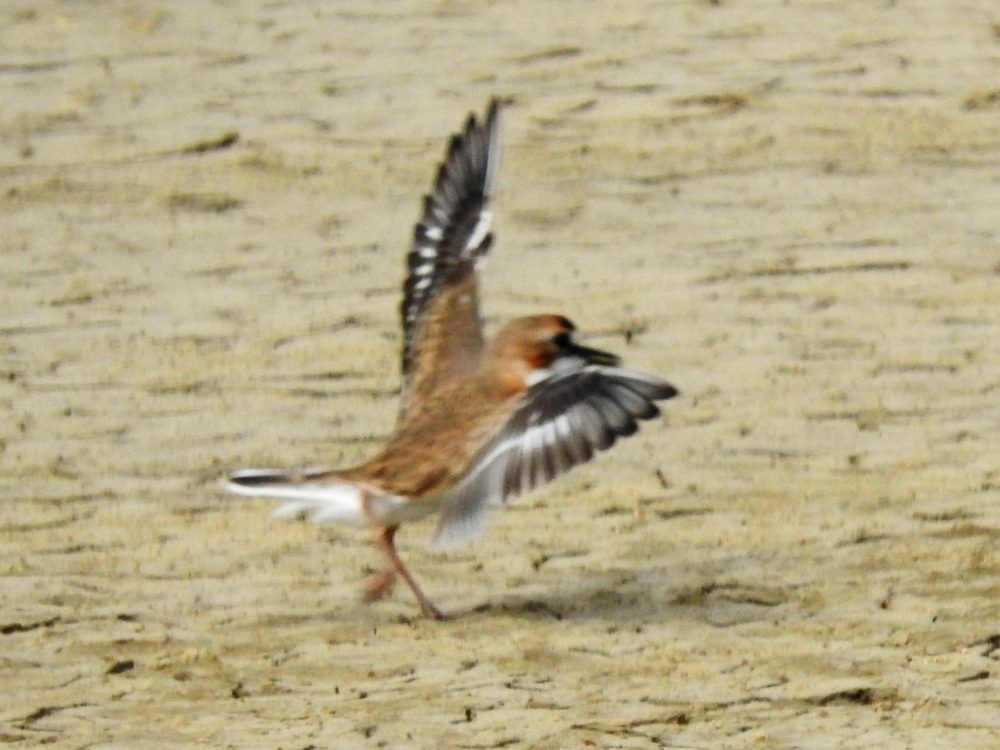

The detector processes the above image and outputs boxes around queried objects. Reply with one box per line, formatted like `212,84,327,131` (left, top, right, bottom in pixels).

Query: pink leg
373,526,447,620
362,568,396,602
359,491,398,602
360,491,449,619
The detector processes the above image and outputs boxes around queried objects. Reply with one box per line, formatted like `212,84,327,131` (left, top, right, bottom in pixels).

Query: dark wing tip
614,371,679,402
485,96,510,125
659,382,680,400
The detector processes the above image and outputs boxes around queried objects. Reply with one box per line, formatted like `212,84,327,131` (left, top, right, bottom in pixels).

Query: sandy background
2,1,998,747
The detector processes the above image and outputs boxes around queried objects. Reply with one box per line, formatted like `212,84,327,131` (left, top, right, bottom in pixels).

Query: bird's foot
362,570,397,602
423,601,492,621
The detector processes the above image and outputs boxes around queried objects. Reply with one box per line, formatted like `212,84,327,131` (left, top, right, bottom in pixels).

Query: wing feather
397,100,503,422
431,366,678,547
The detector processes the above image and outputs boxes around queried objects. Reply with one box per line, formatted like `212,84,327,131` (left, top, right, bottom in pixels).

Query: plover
227,99,678,619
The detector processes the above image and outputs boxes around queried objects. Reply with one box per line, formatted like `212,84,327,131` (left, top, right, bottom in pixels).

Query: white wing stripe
465,208,493,252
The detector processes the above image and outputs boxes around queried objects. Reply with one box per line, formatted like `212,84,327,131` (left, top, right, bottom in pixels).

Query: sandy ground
2,1,999,747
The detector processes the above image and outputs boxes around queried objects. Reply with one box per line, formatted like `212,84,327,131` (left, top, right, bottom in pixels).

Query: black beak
565,340,621,367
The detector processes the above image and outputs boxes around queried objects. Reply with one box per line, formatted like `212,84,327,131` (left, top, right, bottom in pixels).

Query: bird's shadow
464,562,792,626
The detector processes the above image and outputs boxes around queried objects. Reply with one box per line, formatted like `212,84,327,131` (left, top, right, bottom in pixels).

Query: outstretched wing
432,366,679,547
398,99,502,422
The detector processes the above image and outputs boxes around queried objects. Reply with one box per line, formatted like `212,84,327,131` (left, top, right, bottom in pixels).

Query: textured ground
2,1,999,748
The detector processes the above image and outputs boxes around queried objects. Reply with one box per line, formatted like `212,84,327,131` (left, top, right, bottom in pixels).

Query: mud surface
2,1,998,747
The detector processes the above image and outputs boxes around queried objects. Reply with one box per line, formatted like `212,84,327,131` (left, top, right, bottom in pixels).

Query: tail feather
225,468,366,526
228,468,293,488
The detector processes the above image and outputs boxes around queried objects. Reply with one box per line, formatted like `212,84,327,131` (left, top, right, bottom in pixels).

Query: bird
226,98,678,620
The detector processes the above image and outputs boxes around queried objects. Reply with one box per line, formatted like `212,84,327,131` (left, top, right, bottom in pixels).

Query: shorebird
227,99,678,619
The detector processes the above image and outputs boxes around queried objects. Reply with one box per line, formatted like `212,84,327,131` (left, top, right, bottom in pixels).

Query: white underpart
524,367,552,386
225,474,436,527
524,354,586,387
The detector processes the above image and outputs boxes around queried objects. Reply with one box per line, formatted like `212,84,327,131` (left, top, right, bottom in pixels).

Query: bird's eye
552,332,571,348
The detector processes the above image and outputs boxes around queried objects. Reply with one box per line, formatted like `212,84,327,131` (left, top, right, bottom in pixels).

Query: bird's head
489,314,620,389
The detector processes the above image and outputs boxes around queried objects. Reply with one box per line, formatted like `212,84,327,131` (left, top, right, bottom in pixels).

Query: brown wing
431,366,679,547
397,99,502,422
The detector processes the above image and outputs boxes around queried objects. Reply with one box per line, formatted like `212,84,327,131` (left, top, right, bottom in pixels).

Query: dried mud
2,2,998,748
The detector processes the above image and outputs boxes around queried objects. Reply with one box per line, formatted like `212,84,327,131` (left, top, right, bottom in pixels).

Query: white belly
371,491,442,526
